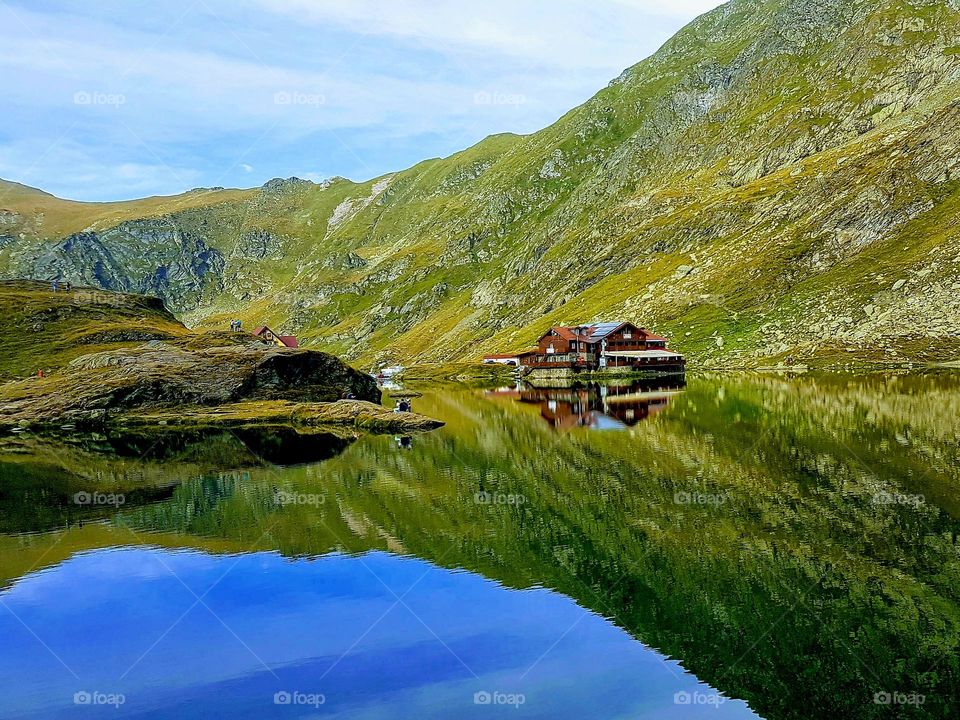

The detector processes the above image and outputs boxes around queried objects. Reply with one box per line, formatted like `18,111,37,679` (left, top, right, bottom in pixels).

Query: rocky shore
118,399,444,433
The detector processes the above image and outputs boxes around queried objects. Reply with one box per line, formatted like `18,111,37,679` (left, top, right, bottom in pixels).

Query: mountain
2,0,960,368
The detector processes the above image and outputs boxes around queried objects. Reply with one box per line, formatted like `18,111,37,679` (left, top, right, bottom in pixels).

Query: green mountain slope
0,279,189,378
2,0,959,368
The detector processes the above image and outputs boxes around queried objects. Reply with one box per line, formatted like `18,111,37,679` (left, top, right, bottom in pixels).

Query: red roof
549,327,578,340
253,325,298,347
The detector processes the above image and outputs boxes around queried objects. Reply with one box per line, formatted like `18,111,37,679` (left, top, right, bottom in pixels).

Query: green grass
0,279,189,380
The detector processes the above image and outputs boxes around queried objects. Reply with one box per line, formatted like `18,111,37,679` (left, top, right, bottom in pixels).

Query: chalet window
547,343,555,354
623,331,632,339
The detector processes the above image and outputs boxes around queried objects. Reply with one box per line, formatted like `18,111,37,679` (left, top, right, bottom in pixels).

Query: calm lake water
1,373,958,719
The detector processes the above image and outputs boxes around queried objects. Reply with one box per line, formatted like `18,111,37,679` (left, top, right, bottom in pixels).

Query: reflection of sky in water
1,548,759,719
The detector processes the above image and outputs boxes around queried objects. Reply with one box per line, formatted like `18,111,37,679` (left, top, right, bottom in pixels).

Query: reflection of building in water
488,378,686,431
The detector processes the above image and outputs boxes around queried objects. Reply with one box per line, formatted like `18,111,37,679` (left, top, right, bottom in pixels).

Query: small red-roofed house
253,326,299,348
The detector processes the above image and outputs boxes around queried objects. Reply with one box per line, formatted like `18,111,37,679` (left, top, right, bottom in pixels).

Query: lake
1,372,958,718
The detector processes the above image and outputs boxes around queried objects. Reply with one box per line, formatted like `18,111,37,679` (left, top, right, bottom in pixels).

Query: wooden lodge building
484,322,684,374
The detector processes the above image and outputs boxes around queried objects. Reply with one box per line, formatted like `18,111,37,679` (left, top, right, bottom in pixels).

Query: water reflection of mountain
487,377,687,430
3,374,960,718
0,426,354,534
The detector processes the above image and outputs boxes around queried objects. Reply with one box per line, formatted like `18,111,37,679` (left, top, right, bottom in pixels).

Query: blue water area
0,546,758,719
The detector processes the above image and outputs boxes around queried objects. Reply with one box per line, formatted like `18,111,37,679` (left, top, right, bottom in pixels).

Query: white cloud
0,137,204,200
0,0,728,200
251,0,728,70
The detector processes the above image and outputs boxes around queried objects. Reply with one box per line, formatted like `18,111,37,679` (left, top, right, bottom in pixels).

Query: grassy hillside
0,281,447,435
1,0,959,369
0,279,188,379
0,178,256,239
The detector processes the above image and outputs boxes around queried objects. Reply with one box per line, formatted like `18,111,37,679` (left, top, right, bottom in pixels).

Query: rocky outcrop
23,219,226,312
261,177,314,194
0,336,381,428
0,281,447,434
233,228,285,260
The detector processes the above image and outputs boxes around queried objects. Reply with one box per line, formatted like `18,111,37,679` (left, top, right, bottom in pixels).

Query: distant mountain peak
261,177,315,193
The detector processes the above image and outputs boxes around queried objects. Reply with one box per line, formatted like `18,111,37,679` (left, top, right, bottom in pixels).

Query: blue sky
0,0,725,201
